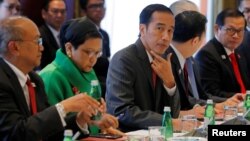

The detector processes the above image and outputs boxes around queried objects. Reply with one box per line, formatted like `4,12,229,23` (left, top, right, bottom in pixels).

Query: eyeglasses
242,8,250,14
3,3,21,12
82,49,102,58
17,38,43,46
220,26,245,37
87,3,105,10
48,8,66,15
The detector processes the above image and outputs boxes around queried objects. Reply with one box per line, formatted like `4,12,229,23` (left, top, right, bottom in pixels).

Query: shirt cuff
76,121,89,134
164,84,176,96
55,103,67,127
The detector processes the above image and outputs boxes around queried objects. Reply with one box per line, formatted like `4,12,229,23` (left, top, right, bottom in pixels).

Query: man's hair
0,16,25,54
216,8,246,27
42,0,65,11
139,4,173,26
170,0,199,16
173,11,207,42
79,0,105,10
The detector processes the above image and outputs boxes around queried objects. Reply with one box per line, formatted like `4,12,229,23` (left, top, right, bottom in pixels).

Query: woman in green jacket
39,17,122,136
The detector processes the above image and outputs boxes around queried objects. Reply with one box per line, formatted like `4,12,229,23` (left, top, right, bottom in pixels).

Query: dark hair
60,17,102,54
173,11,207,42
139,4,173,26
216,8,246,27
79,0,105,10
42,0,65,11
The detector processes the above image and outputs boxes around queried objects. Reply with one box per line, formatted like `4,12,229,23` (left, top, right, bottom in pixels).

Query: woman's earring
67,52,71,58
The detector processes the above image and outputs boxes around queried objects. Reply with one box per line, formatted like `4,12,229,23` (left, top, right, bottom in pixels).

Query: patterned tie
26,79,37,114
229,53,246,94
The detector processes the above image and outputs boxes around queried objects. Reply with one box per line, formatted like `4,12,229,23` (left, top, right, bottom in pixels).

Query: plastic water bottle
244,91,250,112
204,99,215,126
89,80,102,135
162,106,173,140
63,129,73,141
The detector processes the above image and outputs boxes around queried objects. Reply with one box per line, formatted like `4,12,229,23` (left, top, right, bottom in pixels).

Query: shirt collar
47,24,60,39
223,46,234,56
171,44,186,69
3,59,28,88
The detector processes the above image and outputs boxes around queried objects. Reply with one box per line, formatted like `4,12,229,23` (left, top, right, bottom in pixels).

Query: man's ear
139,24,146,37
41,9,47,20
65,42,73,58
191,36,200,46
7,41,20,56
214,24,219,35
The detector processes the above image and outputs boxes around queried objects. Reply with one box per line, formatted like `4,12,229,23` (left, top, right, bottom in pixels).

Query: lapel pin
221,55,226,59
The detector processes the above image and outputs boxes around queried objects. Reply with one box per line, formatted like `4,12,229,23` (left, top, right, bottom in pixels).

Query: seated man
195,9,250,98
106,4,180,132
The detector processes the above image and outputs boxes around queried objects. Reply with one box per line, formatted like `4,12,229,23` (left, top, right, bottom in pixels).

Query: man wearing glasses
38,0,66,70
238,0,250,79
195,9,250,99
0,0,20,21
79,0,110,98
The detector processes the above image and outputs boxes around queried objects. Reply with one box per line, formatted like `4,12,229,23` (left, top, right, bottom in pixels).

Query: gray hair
170,0,199,16
0,16,25,54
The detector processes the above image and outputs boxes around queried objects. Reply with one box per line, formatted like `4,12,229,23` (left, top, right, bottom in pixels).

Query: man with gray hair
170,0,199,16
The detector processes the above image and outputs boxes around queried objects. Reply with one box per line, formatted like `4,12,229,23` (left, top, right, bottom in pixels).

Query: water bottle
162,106,173,140
89,80,102,120
63,129,73,141
204,99,215,126
89,80,102,135
244,91,250,112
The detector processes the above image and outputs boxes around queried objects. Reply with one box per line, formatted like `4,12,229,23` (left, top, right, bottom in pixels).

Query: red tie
152,69,157,89
183,63,189,96
26,79,37,114
229,53,246,94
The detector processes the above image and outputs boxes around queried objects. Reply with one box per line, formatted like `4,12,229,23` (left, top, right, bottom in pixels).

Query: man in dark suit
238,0,250,79
168,11,243,118
195,9,250,99
106,4,180,132
79,0,110,97
0,16,118,141
38,0,66,69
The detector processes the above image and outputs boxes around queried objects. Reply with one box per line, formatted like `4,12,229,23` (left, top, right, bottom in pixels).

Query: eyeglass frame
81,48,102,58
2,3,21,12
14,38,43,46
48,8,66,15
219,26,245,37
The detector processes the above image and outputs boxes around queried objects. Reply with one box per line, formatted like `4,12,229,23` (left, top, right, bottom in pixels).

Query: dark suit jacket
93,28,110,97
167,47,227,110
106,39,180,132
39,24,60,69
195,37,250,98
238,30,250,79
0,58,83,141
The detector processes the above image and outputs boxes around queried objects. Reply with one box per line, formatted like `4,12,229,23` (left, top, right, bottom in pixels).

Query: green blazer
39,49,101,105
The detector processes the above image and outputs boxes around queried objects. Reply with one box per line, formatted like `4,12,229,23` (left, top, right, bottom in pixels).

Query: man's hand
150,51,175,88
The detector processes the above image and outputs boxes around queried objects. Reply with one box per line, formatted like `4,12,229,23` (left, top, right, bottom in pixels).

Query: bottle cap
91,80,99,86
64,129,73,136
207,99,213,104
163,106,171,112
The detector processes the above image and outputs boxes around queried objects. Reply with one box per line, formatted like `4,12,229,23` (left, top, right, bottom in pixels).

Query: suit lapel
0,59,30,116
135,39,155,91
212,38,234,76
